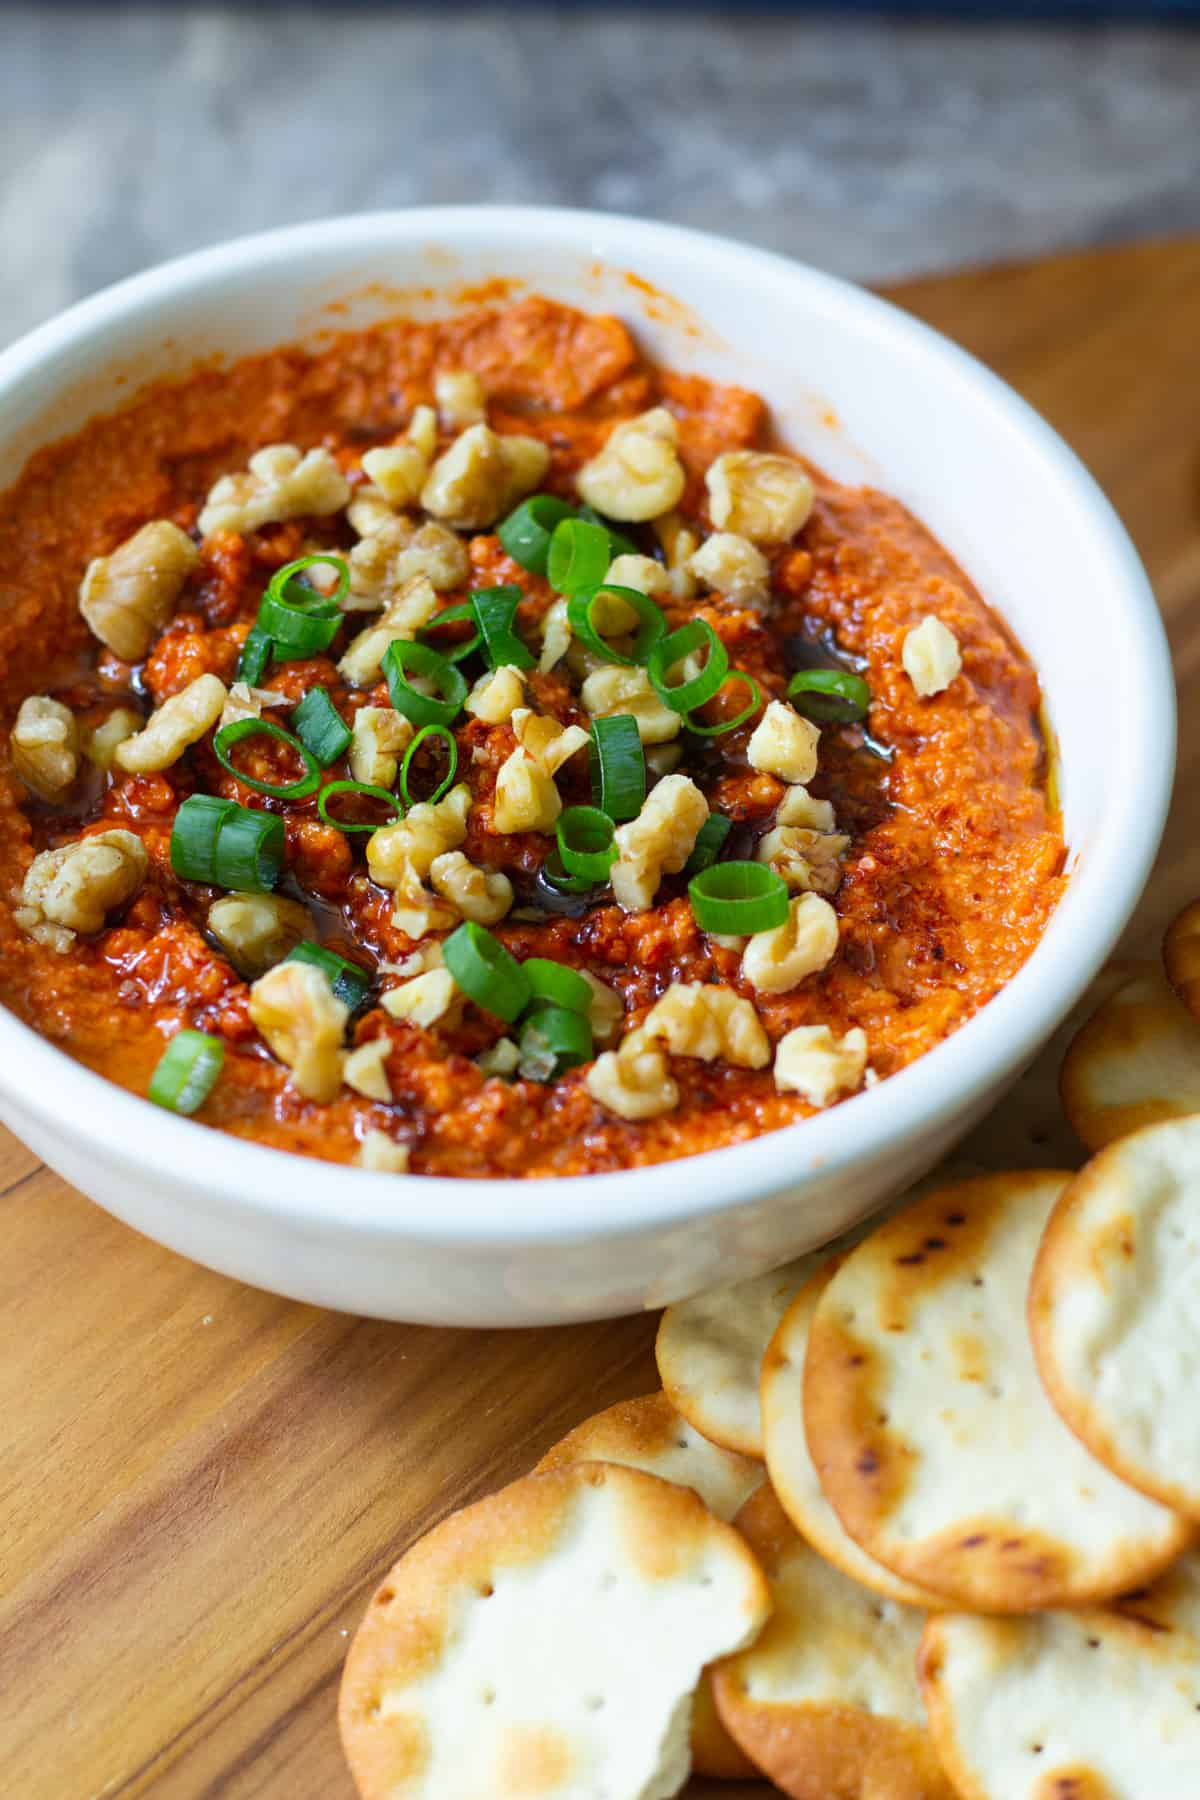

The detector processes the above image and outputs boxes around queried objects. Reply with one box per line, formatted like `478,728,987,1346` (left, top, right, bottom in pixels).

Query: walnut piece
219,681,289,730
11,696,79,801
654,512,699,599
635,982,770,1069
435,370,487,428
198,444,350,538
82,707,143,772
493,748,561,835
343,1039,393,1103
368,783,471,938
741,893,839,995
358,1129,411,1173
746,700,820,784
381,967,460,1028
207,893,313,980
248,959,349,1103
79,520,199,661
344,517,469,609
338,578,441,687
579,970,624,1047
354,407,439,518
576,408,686,523
774,1024,868,1105
429,850,514,925
348,706,413,789
688,531,770,604
610,774,707,912
465,664,527,725
605,553,672,598
581,665,682,747
705,451,814,544
420,424,549,530
115,673,227,774
902,616,962,697
585,1040,679,1121
16,828,148,951
776,785,836,832
757,825,850,896
538,598,572,673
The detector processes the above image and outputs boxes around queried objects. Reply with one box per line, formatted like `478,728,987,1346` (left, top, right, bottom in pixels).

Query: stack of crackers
338,901,1200,1799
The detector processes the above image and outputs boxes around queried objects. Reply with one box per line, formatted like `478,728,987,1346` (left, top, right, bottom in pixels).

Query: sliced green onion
383,639,468,728
266,552,350,608
256,556,346,661
541,848,596,894
399,724,458,809
684,671,764,738
237,623,273,685
521,957,593,1016
576,504,638,561
497,494,576,575
683,813,733,876
786,668,872,724
589,714,646,822
291,687,351,768
148,1029,225,1115
443,920,531,1023
170,794,284,892
518,1005,593,1080
566,584,667,668
213,717,322,799
317,779,404,834
547,517,612,594
417,601,483,665
469,585,535,671
556,805,617,883
285,941,372,1010
688,861,790,935
648,619,729,715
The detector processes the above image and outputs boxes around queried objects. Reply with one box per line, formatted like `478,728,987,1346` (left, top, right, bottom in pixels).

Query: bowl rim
0,205,1175,1244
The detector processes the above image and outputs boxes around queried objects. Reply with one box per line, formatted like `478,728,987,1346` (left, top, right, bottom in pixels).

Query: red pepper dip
0,296,1064,1177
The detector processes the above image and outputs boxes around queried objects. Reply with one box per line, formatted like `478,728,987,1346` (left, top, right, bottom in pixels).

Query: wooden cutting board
1,237,1197,1800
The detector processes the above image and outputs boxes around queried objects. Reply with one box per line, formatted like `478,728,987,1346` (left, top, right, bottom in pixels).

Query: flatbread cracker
339,1462,770,1800
919,1599,1200,1799
657,1255,825,1458
1060,966,1200,1152
535,1392,763,1782
1030,1114,1200,1518
761,1262,946,1608
712,1484,953,1800
803,1172,1191,1611
1165,897,1200,1022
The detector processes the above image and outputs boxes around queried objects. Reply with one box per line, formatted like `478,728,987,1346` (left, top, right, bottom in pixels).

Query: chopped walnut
776,785,836,832
511,709,590,776
16,828,148,951
610,774,707,912
198,444,350,538
774,1024,868,1105
581,665,682,747
420,424,549,530
79,520,199,661
219,681,289,729
348,706,413,789
605,554,671,598
345,518,469,611
645,743,683,777
493,748,561,835
248,959,349,1103
538,598,572,673
82,707,143,772
688,531,770,605
705,451,814,544
11,696,79,801
358,1128,410,1173
355,407,439,517
579,970,624,1047
654,512,699,599
115,673,227,773
742,893,839,995
207,893,313,980
585,1040,679,1121
343,1038,393,1103
576,408,685,523
465,664,527,725
902,616,962,697
338,577,441,687
381,967,460,1028
746,700,820,785
435,369,487,428
477,1036,520,1078
429,850,514,925
636,982,770,1069
757,825,850,896
368,783,471,938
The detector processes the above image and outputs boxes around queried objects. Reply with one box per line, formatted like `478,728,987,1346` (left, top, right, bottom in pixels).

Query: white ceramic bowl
0,209,1174,1326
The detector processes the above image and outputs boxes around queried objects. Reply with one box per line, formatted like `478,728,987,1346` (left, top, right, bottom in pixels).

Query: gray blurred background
5,6,1200,350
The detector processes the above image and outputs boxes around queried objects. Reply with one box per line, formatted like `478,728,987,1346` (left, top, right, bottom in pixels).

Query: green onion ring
237,623,273,686
285,941,373,1010
576,504,638,562
291,686,352,768
383,639,469,728
317,779,405,834
566,584,667,668
541,848,596,894
688,860,790,935
170,794,286,892
497,494,576,575
255,556,346,660
170,794,236,884
213,717,323,799
683,813,733,876
521,957,593,1016
265,552,350,609
148,1028,225,1115
416,601,484,665
547,516,612,594
684,671,764,737
556,805,617,883
442,920,532,1023
786,668,872,724
588,714,646,822
647,619,729,715
469,585,535,671
518,1004,593,1080
399,724,459,809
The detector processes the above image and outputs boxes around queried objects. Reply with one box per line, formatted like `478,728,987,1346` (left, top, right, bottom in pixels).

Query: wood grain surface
1,238,1197,1800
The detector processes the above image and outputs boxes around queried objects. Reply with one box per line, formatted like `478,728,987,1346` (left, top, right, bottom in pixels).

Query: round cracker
1030,1114,1200,1518
761,1262,947,1609
657,1254,825,1458
803,1171,1191,1612
712,1484,953,1800
534,1392,763,1781
339,1462,770,1800
919,1600,1200,1799
1165,897,1200,1022
1061,966,1200,1152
